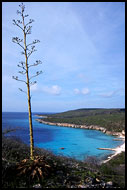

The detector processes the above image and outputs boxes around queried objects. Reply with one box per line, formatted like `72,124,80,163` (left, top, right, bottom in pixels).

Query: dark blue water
2,112,123,161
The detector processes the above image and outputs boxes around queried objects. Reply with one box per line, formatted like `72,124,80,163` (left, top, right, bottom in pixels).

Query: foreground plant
16,156,52,185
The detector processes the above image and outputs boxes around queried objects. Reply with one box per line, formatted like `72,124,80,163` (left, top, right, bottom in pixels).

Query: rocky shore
35,119,125,138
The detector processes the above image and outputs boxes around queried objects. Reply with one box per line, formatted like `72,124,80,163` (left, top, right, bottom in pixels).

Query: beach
101,137,125,164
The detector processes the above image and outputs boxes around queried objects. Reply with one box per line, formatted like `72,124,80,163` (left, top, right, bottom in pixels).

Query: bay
2,112,123,161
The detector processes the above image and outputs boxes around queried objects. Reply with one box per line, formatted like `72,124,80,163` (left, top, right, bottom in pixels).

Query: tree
12,3,42,160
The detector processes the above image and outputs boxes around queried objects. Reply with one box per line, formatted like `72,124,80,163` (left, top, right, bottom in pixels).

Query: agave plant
16,156,52,184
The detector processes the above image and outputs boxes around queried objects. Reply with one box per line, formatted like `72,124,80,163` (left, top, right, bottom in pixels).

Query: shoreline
34,115,48,118
35,118,125,137
35,118,125,164
100,141,125,164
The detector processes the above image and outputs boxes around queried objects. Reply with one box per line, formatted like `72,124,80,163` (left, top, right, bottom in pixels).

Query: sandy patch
101,139,125,164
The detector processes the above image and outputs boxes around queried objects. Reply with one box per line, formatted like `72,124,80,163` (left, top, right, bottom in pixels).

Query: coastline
35,118,124,137
34,115,48,118
101,141,125,164
35,118,125,163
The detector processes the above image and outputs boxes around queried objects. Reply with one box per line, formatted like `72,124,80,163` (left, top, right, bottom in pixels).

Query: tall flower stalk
12,3,42,160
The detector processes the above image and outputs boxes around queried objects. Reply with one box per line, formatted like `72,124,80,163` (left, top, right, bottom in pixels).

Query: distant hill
40,108,125,132
48,108,125,118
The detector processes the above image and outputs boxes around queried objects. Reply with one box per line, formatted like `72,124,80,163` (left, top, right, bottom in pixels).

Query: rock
103,129,106,133
100,182,106,188
106,181,113,187
56,170,63,175
78,184,86,188
95,178,100,183
33,184,42,188
85,177,93,184
122,130,125,136
71,185,75,188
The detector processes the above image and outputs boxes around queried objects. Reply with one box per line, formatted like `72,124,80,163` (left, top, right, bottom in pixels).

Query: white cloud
81,88,90,95
42,85,61,95
30,83,62,95
74,88,80,94
30,84,38,92
74,88,90,95
99,91,114,98
99,88,125,98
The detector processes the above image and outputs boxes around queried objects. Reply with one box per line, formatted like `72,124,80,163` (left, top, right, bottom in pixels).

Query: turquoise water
2,112,123,161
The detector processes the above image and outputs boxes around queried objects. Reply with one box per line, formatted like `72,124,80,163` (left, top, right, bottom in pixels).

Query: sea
2,112,123,161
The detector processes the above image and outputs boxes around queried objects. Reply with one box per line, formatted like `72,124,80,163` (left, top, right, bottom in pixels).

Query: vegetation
41,108,125,132
2,135,125,188
4,2,125,188
2,109,125,187
99,152,125,187
12,3,42,160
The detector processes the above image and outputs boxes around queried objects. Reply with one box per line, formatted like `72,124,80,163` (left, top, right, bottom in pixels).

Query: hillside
38,108,125,132
2,135,125,188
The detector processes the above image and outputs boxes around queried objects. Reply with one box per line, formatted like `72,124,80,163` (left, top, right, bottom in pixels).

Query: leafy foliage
16,156,52,185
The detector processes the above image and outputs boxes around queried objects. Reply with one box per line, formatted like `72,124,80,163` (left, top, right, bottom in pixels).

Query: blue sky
2,2,125,112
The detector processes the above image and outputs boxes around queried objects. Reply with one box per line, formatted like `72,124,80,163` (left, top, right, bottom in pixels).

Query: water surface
2,112,123,161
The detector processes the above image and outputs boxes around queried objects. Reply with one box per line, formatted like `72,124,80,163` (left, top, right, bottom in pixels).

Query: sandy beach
101,137,125,164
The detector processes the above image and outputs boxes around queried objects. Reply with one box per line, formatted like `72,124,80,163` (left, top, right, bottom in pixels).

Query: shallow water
2,112,123,161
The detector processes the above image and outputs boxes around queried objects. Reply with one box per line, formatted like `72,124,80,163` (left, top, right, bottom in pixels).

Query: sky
2,2,125,112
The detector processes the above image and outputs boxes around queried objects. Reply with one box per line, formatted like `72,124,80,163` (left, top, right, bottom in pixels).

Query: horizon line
2,107,125,113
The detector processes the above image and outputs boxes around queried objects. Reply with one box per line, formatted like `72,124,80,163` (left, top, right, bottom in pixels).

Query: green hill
41,108,125,132
48,108,124,118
